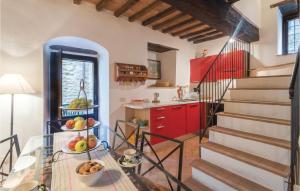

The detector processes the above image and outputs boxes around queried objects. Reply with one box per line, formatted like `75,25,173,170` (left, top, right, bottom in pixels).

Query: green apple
75,140,87,152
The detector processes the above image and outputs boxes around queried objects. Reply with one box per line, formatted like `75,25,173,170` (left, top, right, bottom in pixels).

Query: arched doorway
43,36,109,140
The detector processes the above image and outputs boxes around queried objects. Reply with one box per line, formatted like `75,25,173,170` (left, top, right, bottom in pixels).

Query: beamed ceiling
74,0,259,44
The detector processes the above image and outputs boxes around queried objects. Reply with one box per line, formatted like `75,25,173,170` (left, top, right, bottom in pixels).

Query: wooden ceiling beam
188,31,220,41
142,7,177,26
180,27,214,39
270,0,295,8
193,33,227,44
129,0,161,22
96,0,110,11
114,0,139,17
73,0,81,4
159,0,259,42
152,13,186,30
162,18,196,33
171,23,205,36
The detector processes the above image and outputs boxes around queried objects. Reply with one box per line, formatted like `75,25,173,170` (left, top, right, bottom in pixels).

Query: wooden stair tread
223,99,291,106
243,75,291,79
229,88,288,90
183,176,213,191
209,126,291,149
192,159,271,191
217,112,291,125
201,142,290,177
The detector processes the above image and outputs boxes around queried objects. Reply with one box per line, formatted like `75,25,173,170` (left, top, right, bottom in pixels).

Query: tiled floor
139,135,208,190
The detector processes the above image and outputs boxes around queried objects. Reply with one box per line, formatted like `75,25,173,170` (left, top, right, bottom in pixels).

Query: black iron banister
289,47,300,190
289,50,300,99
196,34,250,143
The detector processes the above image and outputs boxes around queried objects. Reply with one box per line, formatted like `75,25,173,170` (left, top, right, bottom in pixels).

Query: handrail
289,47,300,190
289,2,300,189
195,20,250,143
289,50,300,99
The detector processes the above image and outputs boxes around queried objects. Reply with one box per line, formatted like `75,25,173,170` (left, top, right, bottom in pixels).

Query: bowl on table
75,160,105,186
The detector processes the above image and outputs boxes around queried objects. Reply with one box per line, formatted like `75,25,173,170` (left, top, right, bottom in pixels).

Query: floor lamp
0,74,35,171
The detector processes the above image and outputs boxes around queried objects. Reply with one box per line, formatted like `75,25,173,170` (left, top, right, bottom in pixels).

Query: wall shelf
115,63,148,82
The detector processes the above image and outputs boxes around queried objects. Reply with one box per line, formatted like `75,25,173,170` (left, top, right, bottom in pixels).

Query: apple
74,116,84,122
74,120,85,130
87,135,97,149
65,119,75,129
87,118,96,127
74,136,84,142
75,140,87,152
68,140,77,151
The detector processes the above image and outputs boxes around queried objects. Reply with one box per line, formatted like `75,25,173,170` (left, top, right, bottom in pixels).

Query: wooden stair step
183,176,213,191
243,75,291,79
201,142,290,177
209,126,291,149
217,112,290,126
223,99,291,106
192,159,271,191
229,88,289,90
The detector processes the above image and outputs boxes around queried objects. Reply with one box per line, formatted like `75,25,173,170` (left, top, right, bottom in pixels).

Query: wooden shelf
115,63,148,82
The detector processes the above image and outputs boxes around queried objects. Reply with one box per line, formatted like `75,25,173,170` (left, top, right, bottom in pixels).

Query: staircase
192,75,292,191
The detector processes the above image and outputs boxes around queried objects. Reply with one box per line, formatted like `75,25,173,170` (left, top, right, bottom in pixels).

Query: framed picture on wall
147,59,161,79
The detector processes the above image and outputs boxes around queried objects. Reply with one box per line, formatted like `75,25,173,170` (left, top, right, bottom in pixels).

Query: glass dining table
2,122,192,191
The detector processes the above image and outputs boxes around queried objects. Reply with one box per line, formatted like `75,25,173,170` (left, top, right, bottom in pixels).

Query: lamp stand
9,94,14,171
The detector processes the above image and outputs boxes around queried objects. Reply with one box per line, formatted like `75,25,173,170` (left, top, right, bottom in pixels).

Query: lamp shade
0,74,35,94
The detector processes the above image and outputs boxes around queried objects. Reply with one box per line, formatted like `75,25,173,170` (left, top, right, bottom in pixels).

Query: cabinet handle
190,104,198,107
157,116,166,120
157,125,165,129
173,106,182,109
156,108,165,111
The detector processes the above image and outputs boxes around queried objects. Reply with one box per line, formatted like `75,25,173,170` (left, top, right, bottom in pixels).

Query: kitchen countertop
124,100,206,109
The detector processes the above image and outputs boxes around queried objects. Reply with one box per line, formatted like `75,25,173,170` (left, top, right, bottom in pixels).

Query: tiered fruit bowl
59,96,100,159
61,116,100,132
62,135,102,154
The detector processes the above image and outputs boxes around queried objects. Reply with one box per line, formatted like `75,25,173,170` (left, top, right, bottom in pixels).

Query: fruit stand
52,79,102,161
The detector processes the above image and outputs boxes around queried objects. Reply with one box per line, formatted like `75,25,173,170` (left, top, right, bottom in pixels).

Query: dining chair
111,120,141,152
0,135,21,182
138,132,190,191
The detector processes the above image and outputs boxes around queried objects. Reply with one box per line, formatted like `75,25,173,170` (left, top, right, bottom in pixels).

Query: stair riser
217,115,290,140
256,68,293,77
224,102,290,120
192,168,237,191
229,89,289,102
201,148,288,191
236,77,290,89
209,130,290,165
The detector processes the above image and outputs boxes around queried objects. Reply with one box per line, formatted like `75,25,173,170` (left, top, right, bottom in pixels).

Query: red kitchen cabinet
168,105,187,138
190,51,246,83
150,103,206,144
186,103,206,133
150,104,186,144
190,55,216,83
150,106,171,144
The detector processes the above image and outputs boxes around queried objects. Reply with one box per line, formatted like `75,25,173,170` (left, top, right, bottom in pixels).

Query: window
62,57,94,106
48,47,99,122
283,14,300,54
61,54,97,117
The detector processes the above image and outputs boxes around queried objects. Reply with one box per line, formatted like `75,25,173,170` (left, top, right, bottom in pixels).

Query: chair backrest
0,135,21,177
111,120,141,151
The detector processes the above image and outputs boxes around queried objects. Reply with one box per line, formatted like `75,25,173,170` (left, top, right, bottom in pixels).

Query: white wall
0,0,195,153
195,0,297,69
